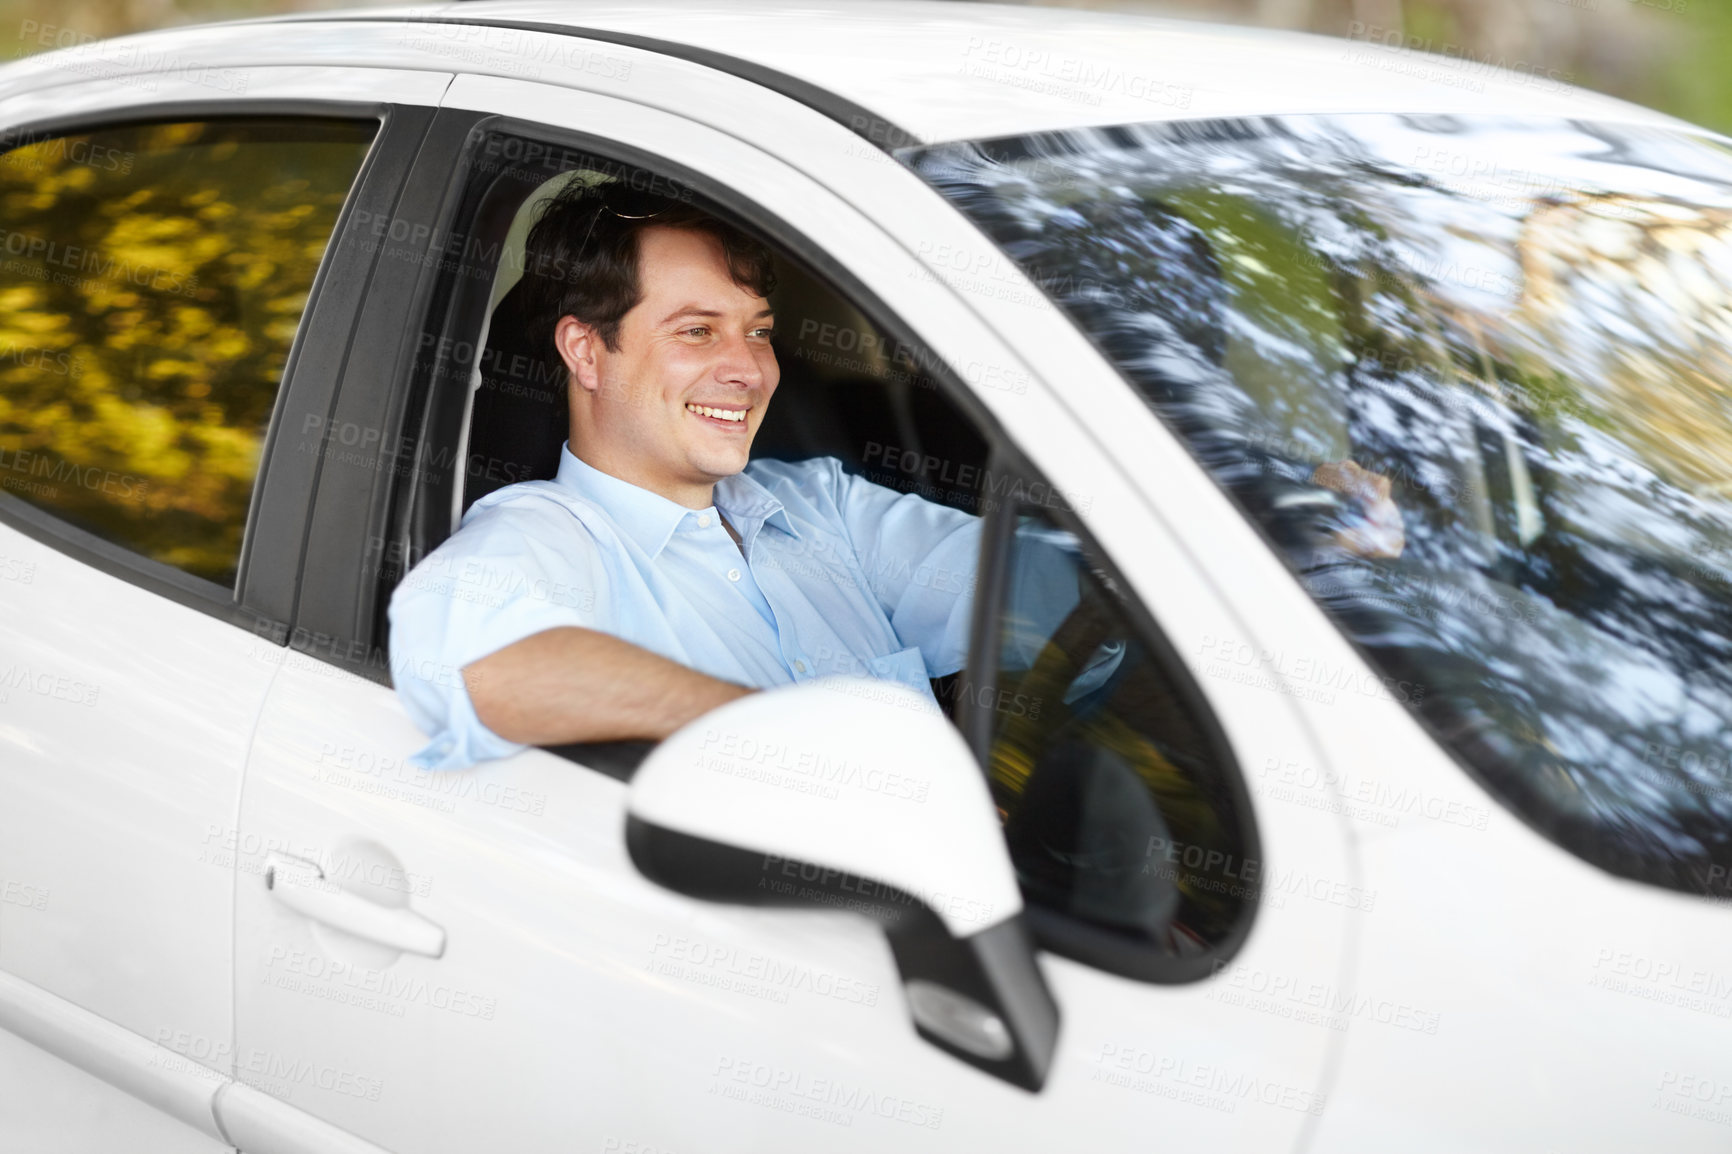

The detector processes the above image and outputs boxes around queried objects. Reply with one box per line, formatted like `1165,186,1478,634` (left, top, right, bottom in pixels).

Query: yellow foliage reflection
0,118,375,586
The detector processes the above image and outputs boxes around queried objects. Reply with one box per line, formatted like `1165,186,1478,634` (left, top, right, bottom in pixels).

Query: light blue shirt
390,443,1002,771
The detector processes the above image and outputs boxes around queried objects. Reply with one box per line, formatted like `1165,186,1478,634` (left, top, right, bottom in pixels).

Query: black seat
464,278,569,513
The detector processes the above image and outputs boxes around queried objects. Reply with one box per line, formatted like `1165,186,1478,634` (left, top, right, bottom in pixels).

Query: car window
988,510,1253,971
388,131,1253,972
0,117,376,588
906,115,1732,898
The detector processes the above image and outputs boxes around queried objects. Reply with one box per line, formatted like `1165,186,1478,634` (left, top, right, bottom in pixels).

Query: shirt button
698,514,712,529
794,659,807,674
727,568,741,582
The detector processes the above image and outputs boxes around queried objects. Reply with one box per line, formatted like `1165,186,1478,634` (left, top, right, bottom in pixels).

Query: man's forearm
463,626,755,745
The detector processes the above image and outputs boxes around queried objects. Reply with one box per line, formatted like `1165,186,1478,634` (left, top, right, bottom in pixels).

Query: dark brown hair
518,175,778,373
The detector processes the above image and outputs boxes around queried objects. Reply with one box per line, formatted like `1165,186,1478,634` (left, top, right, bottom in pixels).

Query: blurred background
0,0,1728,132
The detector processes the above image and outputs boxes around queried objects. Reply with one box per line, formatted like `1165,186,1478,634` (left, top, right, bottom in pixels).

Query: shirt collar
554,442,799,559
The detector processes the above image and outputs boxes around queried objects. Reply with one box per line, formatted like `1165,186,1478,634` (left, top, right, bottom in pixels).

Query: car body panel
0,521,275,1081
220,71,1354,1153
0,61,447,1149
0,4,1722,1151
272,0,1688,140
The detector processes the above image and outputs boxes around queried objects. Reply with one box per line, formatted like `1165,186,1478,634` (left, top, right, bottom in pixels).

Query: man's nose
715,329,763,388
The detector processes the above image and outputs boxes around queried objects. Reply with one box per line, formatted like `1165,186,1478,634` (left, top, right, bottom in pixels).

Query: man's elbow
461,650,516,742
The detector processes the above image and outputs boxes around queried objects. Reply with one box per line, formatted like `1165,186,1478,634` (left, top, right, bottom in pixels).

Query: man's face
559,225,778,507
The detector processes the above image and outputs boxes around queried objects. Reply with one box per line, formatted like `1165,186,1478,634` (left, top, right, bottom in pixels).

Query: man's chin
689,449,753,480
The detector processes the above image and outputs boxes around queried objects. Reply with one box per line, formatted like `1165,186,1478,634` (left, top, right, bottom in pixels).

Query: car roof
299,0,1691,143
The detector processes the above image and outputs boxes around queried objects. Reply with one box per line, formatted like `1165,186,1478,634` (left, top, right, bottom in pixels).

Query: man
388,178,1402,772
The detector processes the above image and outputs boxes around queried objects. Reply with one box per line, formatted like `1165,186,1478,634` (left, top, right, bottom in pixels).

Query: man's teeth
686,403,746,422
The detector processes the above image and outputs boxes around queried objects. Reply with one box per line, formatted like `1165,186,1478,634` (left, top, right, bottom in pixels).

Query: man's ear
554,315,603,396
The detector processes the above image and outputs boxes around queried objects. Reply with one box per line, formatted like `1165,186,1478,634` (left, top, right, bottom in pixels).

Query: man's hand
464,626,757,746
1309,459,1406,560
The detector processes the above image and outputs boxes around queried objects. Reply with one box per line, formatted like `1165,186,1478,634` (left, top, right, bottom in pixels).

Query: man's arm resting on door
463,625,757,746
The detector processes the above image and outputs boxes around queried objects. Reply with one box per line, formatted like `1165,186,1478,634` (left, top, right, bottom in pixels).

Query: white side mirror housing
626,676,1059,1090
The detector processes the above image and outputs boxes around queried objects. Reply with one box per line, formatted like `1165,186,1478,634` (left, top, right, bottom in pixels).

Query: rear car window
0,117,376,587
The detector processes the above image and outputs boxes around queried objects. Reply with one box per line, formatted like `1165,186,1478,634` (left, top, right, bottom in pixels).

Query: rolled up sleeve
387,495,611,771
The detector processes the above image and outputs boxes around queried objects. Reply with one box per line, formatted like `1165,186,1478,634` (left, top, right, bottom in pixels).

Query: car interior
452,166,993,724
459,168,991,523
388,148,1258,973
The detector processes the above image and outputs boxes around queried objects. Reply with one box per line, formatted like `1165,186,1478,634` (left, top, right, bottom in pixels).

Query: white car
2,2,1730,1151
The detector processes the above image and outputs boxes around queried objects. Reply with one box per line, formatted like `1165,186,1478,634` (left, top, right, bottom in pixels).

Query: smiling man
388,178,1002,771
387,177,1402,772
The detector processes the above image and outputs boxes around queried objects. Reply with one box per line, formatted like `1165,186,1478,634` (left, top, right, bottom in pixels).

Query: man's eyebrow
658,305,777,326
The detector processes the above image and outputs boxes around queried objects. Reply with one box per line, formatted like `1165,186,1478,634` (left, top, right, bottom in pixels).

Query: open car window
382,130,1256,977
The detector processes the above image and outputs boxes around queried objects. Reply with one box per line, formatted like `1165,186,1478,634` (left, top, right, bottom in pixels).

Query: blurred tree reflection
0,118,373,584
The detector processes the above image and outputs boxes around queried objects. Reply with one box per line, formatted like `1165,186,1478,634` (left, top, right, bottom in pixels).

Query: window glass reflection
0,119,376,586
911,116,1732,896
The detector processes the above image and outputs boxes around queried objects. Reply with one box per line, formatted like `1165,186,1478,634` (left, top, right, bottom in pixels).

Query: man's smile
685,402,750,426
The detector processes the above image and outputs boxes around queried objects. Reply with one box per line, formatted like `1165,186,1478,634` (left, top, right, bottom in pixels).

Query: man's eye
682,326,710,338
752,327,775,339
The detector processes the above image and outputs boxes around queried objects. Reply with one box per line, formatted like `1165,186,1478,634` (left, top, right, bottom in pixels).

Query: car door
224,45,1355,1154
0,59,448,1150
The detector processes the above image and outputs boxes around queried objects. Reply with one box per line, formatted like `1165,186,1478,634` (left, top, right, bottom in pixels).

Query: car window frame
323,108,1260,981
0,95,420,633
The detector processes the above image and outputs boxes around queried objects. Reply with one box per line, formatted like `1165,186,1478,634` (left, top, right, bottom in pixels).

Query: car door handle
263,853,446,959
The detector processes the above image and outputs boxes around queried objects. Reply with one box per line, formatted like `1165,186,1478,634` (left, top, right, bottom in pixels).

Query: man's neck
570,442,716,510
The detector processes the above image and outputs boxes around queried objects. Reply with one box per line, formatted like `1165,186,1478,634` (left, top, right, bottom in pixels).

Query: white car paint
0,3,1722,1152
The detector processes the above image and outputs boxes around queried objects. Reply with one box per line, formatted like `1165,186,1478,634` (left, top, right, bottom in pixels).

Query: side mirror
625,677,1059,1091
